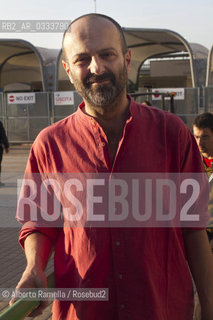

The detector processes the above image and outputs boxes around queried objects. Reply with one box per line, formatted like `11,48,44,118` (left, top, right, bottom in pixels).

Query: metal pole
170,95,175,113
94,0,96,13
161,94,165,111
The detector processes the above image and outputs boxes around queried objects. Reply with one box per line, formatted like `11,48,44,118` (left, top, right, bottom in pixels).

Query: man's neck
84,94,130,163
84,92,129,120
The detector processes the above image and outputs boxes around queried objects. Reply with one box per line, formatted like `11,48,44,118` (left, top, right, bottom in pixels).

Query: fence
0,88,213,143
204,86,213,113
52,91,82,123
2,92,50,143
135,87,202,129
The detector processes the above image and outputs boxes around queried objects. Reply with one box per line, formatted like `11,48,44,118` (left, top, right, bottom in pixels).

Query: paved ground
0,145,53,319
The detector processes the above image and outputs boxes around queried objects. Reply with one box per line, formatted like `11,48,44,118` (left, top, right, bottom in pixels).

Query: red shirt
203,157,213,168
18,96,209,320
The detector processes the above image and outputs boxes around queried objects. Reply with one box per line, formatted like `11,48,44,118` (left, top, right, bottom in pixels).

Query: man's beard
199,146,207,153
71,63,128,110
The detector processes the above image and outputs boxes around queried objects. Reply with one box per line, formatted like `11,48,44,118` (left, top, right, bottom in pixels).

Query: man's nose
197,138,204,148
197,138,201,146
89,56,105,74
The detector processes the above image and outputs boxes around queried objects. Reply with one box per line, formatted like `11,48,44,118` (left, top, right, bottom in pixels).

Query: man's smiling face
62,16,131,112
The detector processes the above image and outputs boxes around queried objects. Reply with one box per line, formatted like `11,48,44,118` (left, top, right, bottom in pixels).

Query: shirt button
120,304,125,309
116,241,120,246
100,142,105,147
118,274,123,280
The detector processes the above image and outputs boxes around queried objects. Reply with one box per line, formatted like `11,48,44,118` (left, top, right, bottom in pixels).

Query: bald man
12,14,213,320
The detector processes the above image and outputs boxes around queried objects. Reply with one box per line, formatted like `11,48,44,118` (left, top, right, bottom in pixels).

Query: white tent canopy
56,27,208,89
206,44,213,86
0,40,43,90
0,39,59,91
0,30,209,92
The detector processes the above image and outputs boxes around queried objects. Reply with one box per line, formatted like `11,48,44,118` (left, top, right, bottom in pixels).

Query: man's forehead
63,17,121,55
193,126,213,135
68,16,117,39
65,17,121,48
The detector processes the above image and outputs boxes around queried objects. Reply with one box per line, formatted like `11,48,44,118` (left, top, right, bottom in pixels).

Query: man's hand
9,265,49,316
9,232,53,316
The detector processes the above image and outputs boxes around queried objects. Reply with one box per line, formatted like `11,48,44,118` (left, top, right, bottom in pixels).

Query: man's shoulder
38,112,77,140
131,100,186,129
31,111,79,153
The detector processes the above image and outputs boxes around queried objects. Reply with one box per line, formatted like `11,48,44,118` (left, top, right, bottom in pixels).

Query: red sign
153,90,160,98
9,95,15,102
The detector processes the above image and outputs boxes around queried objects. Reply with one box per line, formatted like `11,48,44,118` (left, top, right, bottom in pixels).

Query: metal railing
51,91,82,123
131,88,201,129
3,92,51,143
203,86,213,113
0,87,213,143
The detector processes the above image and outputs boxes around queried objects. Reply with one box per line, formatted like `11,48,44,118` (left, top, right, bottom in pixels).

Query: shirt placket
89,117,112,172
90,113,133,319
109,118,133,319
110,228,131,319
111,115,133,172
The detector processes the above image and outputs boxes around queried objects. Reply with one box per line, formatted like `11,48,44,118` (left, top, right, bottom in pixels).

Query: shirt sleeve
17,139,59,248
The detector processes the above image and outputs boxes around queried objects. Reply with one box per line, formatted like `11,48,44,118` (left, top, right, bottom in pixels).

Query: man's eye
101,53,114,58
75,57,90,64
201,136,208,140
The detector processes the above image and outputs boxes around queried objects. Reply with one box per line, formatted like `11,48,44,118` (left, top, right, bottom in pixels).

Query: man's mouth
91,79,111,85
86,73,114,86
200,146,206,152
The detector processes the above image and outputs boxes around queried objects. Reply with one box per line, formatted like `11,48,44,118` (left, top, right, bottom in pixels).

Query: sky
0,0,212,50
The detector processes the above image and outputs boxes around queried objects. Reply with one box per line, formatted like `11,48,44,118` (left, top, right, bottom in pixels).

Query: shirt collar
76,94,135,123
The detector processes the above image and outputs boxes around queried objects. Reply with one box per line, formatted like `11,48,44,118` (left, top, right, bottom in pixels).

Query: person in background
193,112,213,320
0,120,9,187
193,113,213,243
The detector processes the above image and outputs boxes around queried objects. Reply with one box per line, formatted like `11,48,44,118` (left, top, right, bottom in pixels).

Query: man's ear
62,60,73,83
125,49,131,73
